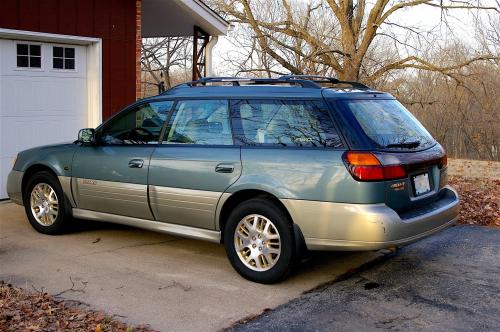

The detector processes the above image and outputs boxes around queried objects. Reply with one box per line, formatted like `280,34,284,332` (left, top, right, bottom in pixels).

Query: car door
71,100,174,219
148,99,241,229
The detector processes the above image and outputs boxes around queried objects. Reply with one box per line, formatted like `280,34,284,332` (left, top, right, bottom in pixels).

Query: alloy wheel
30,183,59,226
234,214,281,271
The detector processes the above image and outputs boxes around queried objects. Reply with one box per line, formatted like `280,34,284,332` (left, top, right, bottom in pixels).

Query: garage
0,31,102,199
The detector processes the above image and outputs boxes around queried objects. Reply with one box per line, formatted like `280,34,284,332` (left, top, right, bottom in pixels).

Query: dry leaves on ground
0,281,157,332
449,176,500,227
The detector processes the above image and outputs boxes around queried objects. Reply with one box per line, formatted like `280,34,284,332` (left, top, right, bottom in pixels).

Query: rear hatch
329,96,448,213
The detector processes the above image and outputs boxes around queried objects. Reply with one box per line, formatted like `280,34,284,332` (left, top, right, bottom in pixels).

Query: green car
6,76,459,283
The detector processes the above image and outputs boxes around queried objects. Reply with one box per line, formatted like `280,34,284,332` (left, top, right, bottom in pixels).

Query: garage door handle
128,159,144,168
215,163,234,173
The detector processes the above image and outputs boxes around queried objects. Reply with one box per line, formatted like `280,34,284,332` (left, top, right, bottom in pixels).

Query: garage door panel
0,40,87,78
1,115,83,155
1,38,89,199
0,77,87,116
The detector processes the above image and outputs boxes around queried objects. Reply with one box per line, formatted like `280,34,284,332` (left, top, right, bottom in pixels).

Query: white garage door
0,39,88,199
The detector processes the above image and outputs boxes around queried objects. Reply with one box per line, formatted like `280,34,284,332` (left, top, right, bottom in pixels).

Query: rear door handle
215,163,234,173
128,159,144,168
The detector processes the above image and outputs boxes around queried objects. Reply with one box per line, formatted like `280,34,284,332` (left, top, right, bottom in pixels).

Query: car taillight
343,151,407,181
439,155,447,169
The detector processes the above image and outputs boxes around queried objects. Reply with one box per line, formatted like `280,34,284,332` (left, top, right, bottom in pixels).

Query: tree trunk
340,59,361,81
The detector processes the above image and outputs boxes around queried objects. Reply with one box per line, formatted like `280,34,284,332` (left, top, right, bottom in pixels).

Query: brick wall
136,0,142,100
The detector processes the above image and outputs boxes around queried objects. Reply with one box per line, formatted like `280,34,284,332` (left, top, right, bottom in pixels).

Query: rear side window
231,100,343,148
341,99,435,150
165,100,233,145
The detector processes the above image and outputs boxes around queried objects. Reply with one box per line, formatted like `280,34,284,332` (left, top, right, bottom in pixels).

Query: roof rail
164,75,370,94
180,76,321,89
279,75,370,89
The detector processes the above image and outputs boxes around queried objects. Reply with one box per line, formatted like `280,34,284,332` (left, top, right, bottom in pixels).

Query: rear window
231,99,344,148
341,99,435,150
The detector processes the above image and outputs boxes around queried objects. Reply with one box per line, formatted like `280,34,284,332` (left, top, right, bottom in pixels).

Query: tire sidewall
224,198,295,284
23,171,69,235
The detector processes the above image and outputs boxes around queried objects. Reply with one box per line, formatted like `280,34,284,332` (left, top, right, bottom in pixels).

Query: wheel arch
21,164,60,198
217,189,306,253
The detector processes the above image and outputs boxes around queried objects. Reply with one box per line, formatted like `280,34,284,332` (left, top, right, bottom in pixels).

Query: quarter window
100,101,173,145
17,44,41,68
165,100,233,145
231,100,343,148
53,47,75,69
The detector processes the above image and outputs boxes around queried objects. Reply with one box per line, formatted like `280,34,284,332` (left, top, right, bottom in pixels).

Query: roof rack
279,75,370,89
166,75,370,93
182,76,321,89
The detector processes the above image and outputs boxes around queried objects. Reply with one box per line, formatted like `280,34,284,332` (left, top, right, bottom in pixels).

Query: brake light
439,155,448,169
343,151,407,181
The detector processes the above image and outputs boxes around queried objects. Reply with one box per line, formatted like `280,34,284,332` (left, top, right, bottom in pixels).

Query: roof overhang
142,0,229,37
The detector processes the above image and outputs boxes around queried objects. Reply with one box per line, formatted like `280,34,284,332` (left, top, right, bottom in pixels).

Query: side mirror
78,128,96,145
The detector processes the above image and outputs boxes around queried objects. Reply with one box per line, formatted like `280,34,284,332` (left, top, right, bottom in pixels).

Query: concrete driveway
0,201,381,331
233,226,500,331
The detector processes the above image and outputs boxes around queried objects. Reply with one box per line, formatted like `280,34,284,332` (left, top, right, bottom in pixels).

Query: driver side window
100,101,173,145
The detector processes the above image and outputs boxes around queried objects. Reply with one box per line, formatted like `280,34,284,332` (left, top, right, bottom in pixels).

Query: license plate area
413,173,431,196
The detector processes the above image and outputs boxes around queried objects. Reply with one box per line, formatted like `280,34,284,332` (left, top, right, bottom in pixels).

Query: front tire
224,198,295,283
23,171,71,235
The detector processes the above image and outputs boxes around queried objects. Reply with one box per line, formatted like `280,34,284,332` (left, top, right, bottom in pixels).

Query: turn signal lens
344,151,380,166
343,151,407,181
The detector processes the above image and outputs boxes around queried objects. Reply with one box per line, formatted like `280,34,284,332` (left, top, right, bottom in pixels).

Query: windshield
341,99,435,150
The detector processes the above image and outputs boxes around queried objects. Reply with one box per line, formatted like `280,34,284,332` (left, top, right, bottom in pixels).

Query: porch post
192,26,210,81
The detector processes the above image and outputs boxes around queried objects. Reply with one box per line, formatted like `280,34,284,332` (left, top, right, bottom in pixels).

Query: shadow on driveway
231,226,500,331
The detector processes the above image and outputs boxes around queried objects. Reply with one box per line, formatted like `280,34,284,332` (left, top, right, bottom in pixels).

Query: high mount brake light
343,151,407,181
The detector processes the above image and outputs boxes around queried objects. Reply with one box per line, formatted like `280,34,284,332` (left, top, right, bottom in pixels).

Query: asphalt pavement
232,226,500,332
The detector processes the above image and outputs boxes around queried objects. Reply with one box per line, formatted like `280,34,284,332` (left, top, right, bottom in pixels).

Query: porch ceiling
142,0,229,37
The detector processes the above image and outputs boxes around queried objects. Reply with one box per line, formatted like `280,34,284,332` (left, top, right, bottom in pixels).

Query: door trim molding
72,208,221,243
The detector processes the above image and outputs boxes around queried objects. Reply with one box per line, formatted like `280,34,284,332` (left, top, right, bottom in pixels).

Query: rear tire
23,171,71,235
224,198,295,283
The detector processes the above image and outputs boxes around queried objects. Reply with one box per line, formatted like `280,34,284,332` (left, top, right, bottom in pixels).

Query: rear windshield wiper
385,141,421,149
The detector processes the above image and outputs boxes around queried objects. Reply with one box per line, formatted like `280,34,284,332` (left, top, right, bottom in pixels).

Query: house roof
142,0,230,37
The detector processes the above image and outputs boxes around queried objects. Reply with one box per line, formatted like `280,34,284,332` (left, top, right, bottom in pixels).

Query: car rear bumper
281,186,459,251
7,170,24,205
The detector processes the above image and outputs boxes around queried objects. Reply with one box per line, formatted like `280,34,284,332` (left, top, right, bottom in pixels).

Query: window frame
51,45,76,71
95,99,175,146
15,42,42,70
162,98,236,147
229,98,347,150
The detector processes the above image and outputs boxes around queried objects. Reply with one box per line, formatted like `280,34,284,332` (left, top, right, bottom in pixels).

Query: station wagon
6,76,459,283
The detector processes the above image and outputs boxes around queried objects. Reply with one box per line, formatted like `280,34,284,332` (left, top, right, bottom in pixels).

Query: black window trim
95,99,175,147
161,98,236,147
16,42,42,69
52,45,76,71
228,98,347,150
93,96,349,150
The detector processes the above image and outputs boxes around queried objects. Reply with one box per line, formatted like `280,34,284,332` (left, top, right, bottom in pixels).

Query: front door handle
215,163,234,173
128,159,144,168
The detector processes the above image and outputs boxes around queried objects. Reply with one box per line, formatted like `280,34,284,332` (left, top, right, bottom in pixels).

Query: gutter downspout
205,36,218,77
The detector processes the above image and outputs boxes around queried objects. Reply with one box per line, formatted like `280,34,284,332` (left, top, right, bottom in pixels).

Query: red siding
0,0,138,120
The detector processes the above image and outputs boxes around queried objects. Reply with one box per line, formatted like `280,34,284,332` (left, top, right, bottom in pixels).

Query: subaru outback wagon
7,76,459,283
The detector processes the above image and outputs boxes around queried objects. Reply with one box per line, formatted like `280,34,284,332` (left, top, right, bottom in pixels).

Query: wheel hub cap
234,214,281,272
30,183,59,226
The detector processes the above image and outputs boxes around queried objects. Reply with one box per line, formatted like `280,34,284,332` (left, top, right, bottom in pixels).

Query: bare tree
141,37,192,94
210,0,499,81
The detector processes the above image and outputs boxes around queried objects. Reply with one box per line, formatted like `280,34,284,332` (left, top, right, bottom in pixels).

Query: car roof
145,76,395,101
